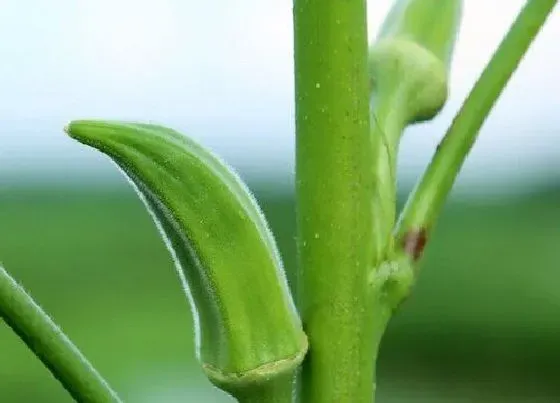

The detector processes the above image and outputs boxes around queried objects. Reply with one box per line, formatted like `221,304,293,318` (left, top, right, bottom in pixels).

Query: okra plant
0,0,556,402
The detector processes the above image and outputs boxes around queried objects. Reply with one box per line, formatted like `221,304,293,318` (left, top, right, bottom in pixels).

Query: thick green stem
293,0,382,402
396,0,557,256
0,266,121,403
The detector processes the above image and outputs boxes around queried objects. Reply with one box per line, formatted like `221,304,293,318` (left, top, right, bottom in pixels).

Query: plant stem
395,0,557,257
370,91,407,259
0,265,122,403
293,0,380,401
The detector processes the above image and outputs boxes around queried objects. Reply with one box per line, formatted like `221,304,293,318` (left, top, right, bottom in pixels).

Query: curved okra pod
66,121,307,401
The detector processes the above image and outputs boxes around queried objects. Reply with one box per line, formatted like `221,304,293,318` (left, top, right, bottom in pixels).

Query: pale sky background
0,0,558,194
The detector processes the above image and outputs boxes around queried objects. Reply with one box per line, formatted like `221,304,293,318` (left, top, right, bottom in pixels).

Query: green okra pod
66,121,307,401
370,0,462,124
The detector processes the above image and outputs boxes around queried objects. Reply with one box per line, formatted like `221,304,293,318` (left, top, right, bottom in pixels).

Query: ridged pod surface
66,121,307,398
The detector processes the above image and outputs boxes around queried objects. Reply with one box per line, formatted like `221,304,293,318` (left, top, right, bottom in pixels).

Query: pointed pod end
64,120,145,155
64,120,86,139
64,120,97,147
64,120,108,143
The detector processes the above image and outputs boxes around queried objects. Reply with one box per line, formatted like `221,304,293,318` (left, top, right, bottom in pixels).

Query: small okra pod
370,0,462,123
366,0,463,299
66,121,307,401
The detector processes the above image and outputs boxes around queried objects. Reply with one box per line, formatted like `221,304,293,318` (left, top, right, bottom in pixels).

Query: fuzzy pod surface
66,121,308,397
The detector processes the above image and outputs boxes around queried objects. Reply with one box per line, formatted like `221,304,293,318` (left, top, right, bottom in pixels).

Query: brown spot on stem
401,229,428,261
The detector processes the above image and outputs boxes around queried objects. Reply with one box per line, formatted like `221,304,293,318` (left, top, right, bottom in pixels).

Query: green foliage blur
1,179,559,402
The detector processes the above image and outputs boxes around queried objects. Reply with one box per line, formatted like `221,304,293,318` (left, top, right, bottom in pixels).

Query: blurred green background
1,180,559,402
